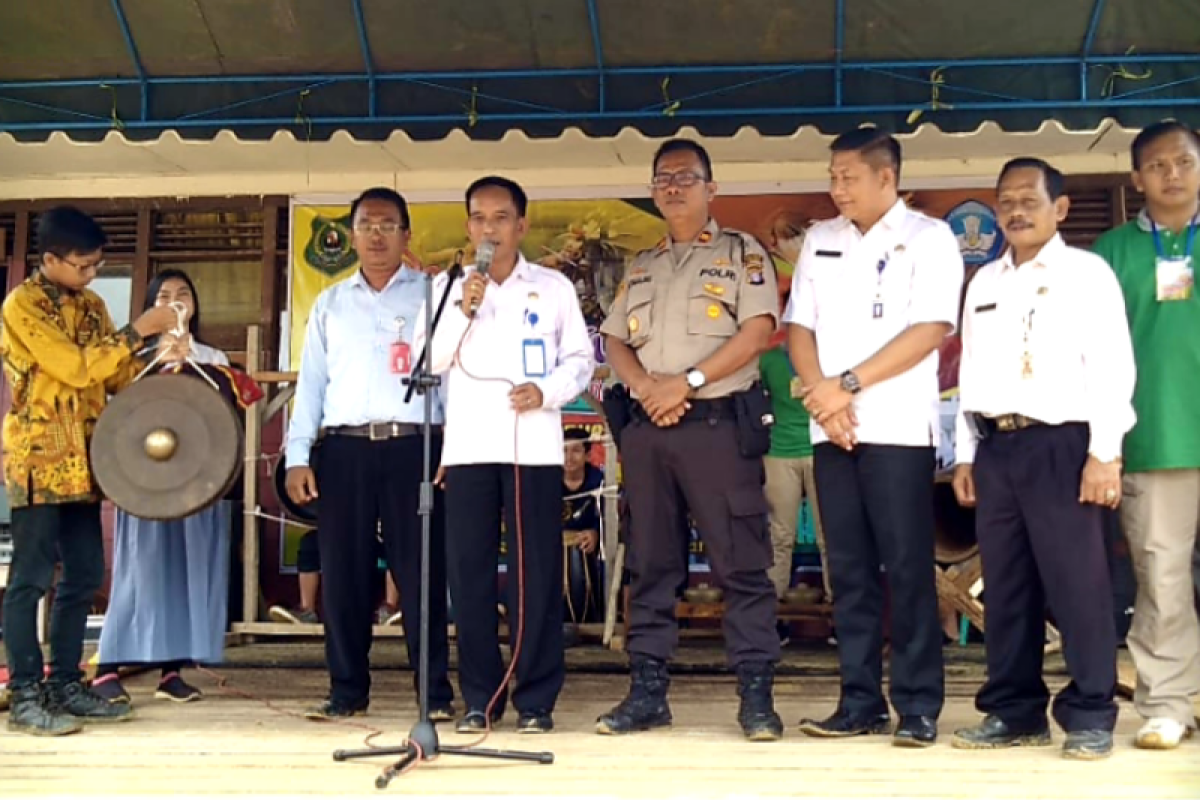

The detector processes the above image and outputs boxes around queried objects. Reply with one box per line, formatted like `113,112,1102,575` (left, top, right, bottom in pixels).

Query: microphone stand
332,256,554,788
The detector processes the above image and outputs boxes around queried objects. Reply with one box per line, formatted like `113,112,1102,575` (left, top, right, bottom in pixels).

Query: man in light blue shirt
285,187,454,721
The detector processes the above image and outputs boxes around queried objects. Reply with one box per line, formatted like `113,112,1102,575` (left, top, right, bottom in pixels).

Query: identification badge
522,339,547,378
789,376,804,399
1155,256,1194,302
390,341,412,375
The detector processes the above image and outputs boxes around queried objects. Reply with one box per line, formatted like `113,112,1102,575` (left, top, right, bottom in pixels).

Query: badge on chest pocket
1156,256,1194,302
523,339,547,378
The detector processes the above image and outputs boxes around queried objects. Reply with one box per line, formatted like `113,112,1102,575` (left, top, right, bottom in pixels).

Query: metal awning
0,0,1197,143
0,119,1142,200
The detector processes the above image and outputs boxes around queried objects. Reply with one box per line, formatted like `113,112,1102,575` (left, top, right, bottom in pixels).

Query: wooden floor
3,653,1198,799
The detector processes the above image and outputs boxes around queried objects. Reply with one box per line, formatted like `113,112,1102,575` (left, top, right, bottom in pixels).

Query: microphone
470,240,496,316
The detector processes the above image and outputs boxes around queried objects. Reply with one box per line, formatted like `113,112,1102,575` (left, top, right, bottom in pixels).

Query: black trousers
2,502,105,690
315,434,452,706
973,423,1118,733
622,417,779,666
445,463,565,715
814,443,944,719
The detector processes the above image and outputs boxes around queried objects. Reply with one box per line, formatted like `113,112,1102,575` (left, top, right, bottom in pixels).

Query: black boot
6,685,83,737
46,681,134,723
595,655,672,735
736,661,783,741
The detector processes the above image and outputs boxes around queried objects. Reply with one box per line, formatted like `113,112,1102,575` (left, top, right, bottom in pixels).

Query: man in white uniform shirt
951,159,1134,760
785,127,964,747
418,176,594,735
285,187,455,721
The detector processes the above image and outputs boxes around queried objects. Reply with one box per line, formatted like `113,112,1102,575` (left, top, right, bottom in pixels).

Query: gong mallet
331,254,553,788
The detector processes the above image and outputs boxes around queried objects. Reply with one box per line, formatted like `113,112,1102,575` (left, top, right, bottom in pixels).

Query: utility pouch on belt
602,384,633,451
732,382,774,458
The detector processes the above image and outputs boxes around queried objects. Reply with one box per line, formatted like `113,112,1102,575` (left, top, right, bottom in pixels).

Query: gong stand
331,264,553,788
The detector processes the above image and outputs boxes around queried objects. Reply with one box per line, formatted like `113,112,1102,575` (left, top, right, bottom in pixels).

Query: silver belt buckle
368,421,393,441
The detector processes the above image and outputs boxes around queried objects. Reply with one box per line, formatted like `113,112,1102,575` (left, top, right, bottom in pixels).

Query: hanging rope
660,77,681,117
99,84,125,131
906,67,953,126
1101,47,1153,97
463,84,479,127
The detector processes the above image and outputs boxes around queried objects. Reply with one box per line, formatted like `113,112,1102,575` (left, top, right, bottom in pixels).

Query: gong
91,374,243,521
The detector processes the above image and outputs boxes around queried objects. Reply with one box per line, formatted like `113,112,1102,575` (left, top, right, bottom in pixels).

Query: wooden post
241,325,263,628
130,208,152,317
8,211,30,293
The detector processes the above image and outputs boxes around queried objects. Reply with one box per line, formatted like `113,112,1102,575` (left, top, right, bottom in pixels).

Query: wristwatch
685,368,708,390
839,370,862,395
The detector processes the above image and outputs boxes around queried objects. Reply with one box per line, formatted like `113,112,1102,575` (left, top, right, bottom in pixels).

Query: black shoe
1062,729,1113,760
951,715,1052,750
90,677,132,704
6,685,82,737
517,711,554,734
893,715,938,748
455,708,503,733
156,674,203,703
735,662,783,742
428,702,456,723
596,656,672,735
776,621,792,648
798,709,891,738
304,697,368,720
46,681,134,723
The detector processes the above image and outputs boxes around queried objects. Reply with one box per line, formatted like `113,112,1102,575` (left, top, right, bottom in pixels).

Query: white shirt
954,235,1136,464
285,267,446,468
417,255,594,467
783,200,964,447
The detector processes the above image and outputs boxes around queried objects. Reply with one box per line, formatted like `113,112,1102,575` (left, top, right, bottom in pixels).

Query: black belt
970,413,1047,439
324,422,426,441
632,396,735,424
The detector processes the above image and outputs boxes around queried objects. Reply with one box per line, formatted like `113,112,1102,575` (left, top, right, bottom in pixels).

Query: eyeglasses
60,257,104,272
353,222,406,236
649,171,707,191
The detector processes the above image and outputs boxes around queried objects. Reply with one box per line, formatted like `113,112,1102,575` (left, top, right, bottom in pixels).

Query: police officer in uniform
596,139,783,741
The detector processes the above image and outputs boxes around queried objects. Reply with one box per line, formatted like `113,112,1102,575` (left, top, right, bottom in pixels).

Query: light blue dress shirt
285,267,447,467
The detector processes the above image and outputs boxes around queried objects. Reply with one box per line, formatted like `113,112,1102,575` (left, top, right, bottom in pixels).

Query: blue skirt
97,501,232,666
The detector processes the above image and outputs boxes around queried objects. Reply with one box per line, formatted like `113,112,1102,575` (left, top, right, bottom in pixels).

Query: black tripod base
332,720,554,788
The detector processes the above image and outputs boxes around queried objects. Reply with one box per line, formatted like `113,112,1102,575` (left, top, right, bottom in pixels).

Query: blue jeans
2,502,105,690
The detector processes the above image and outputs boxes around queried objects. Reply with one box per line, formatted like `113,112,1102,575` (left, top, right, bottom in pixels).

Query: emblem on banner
304,213,357,275
945,200,1005,266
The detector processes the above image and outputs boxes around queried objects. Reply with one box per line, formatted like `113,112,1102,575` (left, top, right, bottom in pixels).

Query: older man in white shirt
951,158,1135,760
418,176,593,735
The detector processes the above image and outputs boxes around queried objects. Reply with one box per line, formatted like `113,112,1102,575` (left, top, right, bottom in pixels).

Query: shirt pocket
687,276,739,336
624,280,655,347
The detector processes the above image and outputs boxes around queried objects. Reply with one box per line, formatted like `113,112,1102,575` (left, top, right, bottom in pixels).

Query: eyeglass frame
352,221,408,236
648,170,709,192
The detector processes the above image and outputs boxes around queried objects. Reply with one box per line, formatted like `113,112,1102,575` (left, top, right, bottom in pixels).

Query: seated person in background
562,427,606,640
270,529,403,626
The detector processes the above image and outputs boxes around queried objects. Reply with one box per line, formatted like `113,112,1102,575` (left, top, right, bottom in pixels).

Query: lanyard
1150,213,1199,261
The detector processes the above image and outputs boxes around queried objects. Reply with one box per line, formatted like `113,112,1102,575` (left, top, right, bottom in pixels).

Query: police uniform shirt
954,233,1136,464
783,200,964,447
600,219,780,400
417,255,594,468
285,267,445,468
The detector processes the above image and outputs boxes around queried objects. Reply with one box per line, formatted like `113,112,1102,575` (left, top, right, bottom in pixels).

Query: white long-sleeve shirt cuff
954,407,978,465
1087,424,1126,464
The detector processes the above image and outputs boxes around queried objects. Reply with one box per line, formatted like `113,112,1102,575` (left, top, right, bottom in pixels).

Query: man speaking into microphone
417,176,593,734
